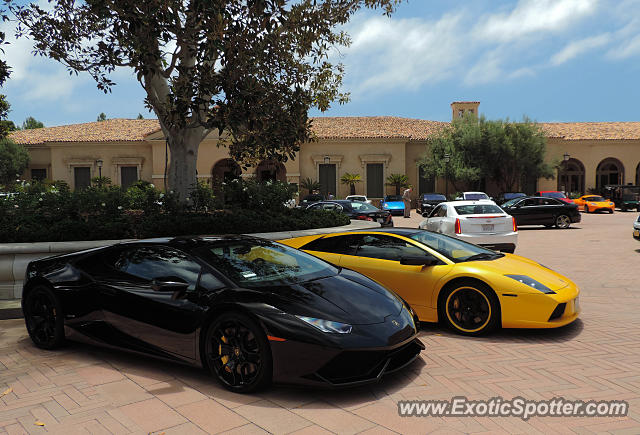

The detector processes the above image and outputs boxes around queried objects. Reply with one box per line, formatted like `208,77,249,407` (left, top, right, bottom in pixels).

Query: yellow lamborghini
279,228,580,336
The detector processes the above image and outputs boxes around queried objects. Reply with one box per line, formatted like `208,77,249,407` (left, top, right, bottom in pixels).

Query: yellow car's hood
465,253,571,292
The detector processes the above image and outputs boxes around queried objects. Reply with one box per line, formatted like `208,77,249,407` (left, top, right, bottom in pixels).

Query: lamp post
323,155,330,164
96,159,103,178
443,153,451,199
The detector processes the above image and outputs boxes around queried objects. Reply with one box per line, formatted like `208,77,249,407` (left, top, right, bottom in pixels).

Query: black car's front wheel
204,312,272,393
439,280,499,336
555,214,571,229
23,286,65,350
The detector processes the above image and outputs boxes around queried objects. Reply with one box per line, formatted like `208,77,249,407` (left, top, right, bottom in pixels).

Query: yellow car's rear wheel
439,281,499,336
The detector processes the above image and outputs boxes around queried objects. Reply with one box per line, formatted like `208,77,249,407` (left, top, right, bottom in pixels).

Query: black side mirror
400,255,438,266
151,278,190,292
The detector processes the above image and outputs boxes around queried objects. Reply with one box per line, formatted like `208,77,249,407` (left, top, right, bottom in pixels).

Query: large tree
420,114,554,193
21,116,44,129
0,137,30,187
11,0,401,200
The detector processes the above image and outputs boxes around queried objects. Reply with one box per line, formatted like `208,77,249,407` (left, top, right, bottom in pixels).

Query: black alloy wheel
204,312,272,393
23,286,65,349
555,214,571,229
439,280,499,336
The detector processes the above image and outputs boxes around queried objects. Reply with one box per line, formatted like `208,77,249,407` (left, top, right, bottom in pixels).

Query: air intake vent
549,303,566,321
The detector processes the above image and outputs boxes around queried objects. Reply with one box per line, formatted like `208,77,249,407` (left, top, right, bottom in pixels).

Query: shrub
0,179,348,243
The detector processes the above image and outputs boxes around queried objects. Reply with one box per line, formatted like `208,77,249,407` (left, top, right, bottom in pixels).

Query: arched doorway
596,158,624,189
256,159,286,182
557,158,585,194
212,158,241,184
636,162,640,185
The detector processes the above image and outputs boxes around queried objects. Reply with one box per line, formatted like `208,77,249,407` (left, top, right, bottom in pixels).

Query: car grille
315,339,423,385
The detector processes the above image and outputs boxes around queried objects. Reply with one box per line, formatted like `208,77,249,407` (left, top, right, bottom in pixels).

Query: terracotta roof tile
9,119,161,145
9,117,640,144
539,122,640,140
310,116,448,140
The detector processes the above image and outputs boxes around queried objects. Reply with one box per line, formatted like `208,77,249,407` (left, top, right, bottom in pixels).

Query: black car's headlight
296,316,353,334
505,274,555,294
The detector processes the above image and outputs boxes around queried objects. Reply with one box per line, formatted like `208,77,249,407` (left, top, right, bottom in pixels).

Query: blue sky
2,0,640,126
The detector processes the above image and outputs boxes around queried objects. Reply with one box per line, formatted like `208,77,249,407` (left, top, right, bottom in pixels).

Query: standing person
402,186,412,218
327,192,334,200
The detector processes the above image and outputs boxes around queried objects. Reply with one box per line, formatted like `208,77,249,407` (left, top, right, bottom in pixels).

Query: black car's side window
113,246,201,290
356,235,425,262
522,198,538,207
301,235,360,255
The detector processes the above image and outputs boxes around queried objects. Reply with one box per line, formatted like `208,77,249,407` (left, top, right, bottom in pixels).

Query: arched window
596,158,624,189
256,160,286,182
212,158,241,185
557,158,585,194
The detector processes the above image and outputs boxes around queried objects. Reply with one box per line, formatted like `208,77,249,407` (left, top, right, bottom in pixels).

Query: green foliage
300,177,322,195
420,114,554,193
136,113,144,119
91,176,112,188
0,95,12,139
96,112,107,122
340,172,362,195
0,177,339,243
10,0,402,200
21,116,44,129
0,137,30,187
385,173,409,195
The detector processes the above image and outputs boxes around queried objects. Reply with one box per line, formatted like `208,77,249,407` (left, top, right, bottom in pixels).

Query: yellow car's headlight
505,274,556,294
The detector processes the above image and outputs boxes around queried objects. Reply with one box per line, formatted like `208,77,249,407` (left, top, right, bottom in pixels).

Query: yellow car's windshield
409,231,503,263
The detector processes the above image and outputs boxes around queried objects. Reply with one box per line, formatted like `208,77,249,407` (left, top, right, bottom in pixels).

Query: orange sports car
574,195,615,213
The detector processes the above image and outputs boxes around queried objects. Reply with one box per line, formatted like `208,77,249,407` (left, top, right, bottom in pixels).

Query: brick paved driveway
2,211,640,434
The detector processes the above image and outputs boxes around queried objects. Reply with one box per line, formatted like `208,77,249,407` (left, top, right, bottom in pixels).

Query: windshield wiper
464,252,503,262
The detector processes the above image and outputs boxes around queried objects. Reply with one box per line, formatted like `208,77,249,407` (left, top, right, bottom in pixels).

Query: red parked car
536,191,574,204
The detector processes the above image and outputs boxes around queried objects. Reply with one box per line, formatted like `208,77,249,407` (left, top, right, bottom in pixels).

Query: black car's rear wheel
555,214,571,229
439,281,499,336
23,286,65,349
204,312,272,393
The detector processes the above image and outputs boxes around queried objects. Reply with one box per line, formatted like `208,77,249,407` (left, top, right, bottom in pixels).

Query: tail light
455,218,461,234
357,215,373,221
512,216,518,232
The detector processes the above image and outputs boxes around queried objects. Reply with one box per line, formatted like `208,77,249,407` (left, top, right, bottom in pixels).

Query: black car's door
94,245,211,360
540,198,566,223
512,198,541,225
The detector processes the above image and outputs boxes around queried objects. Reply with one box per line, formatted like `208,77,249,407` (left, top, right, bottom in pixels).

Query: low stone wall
0,220,380,300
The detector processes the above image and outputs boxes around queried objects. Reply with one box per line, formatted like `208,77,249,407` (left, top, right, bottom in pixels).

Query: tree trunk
350,183,355,195
395,184,400,195
166,128,204,202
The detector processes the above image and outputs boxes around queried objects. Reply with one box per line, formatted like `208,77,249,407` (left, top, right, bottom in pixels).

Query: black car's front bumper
270,335,424,388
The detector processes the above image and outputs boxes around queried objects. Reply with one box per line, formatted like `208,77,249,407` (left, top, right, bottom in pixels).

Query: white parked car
634,215,640,241
345,194,372,204
455,191,493,202
419,201,517,253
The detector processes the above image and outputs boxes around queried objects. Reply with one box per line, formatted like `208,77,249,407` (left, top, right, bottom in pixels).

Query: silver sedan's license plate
634,229,640,237
482,224,494,231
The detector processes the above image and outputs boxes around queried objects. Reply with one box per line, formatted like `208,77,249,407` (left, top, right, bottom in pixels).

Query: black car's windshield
350,201,379,212
197,240,337,287
385,195,403,201
409,231,503,263
423,194,446,201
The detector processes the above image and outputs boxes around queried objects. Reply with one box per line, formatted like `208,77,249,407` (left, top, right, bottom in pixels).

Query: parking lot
1,211,640,434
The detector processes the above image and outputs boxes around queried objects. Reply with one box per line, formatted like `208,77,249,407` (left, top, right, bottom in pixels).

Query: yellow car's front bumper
500,282,580,328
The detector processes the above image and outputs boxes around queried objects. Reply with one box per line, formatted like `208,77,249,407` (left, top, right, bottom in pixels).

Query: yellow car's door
338,234,452,322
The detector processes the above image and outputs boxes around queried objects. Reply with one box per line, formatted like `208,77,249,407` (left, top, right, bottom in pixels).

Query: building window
318,164,336,198
366,163,384,198
31,169,47,181
120,166,138,188
74,167,91,190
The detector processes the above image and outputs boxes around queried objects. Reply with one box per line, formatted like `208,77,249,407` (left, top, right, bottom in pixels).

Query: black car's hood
260,270,403,325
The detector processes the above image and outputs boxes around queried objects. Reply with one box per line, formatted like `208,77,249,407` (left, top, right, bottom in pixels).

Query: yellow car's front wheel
439,280,499,336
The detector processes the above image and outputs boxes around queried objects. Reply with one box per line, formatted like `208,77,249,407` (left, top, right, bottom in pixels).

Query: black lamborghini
21,236,424,392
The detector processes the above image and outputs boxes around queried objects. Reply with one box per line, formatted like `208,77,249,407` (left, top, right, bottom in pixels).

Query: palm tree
340,172,362,195
386,173,409,195
300,177,321,195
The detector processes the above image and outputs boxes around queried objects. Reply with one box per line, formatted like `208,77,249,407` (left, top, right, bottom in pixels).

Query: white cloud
342,13,466,94
607,33,640,59
474,0,599,43
551,33,611,65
